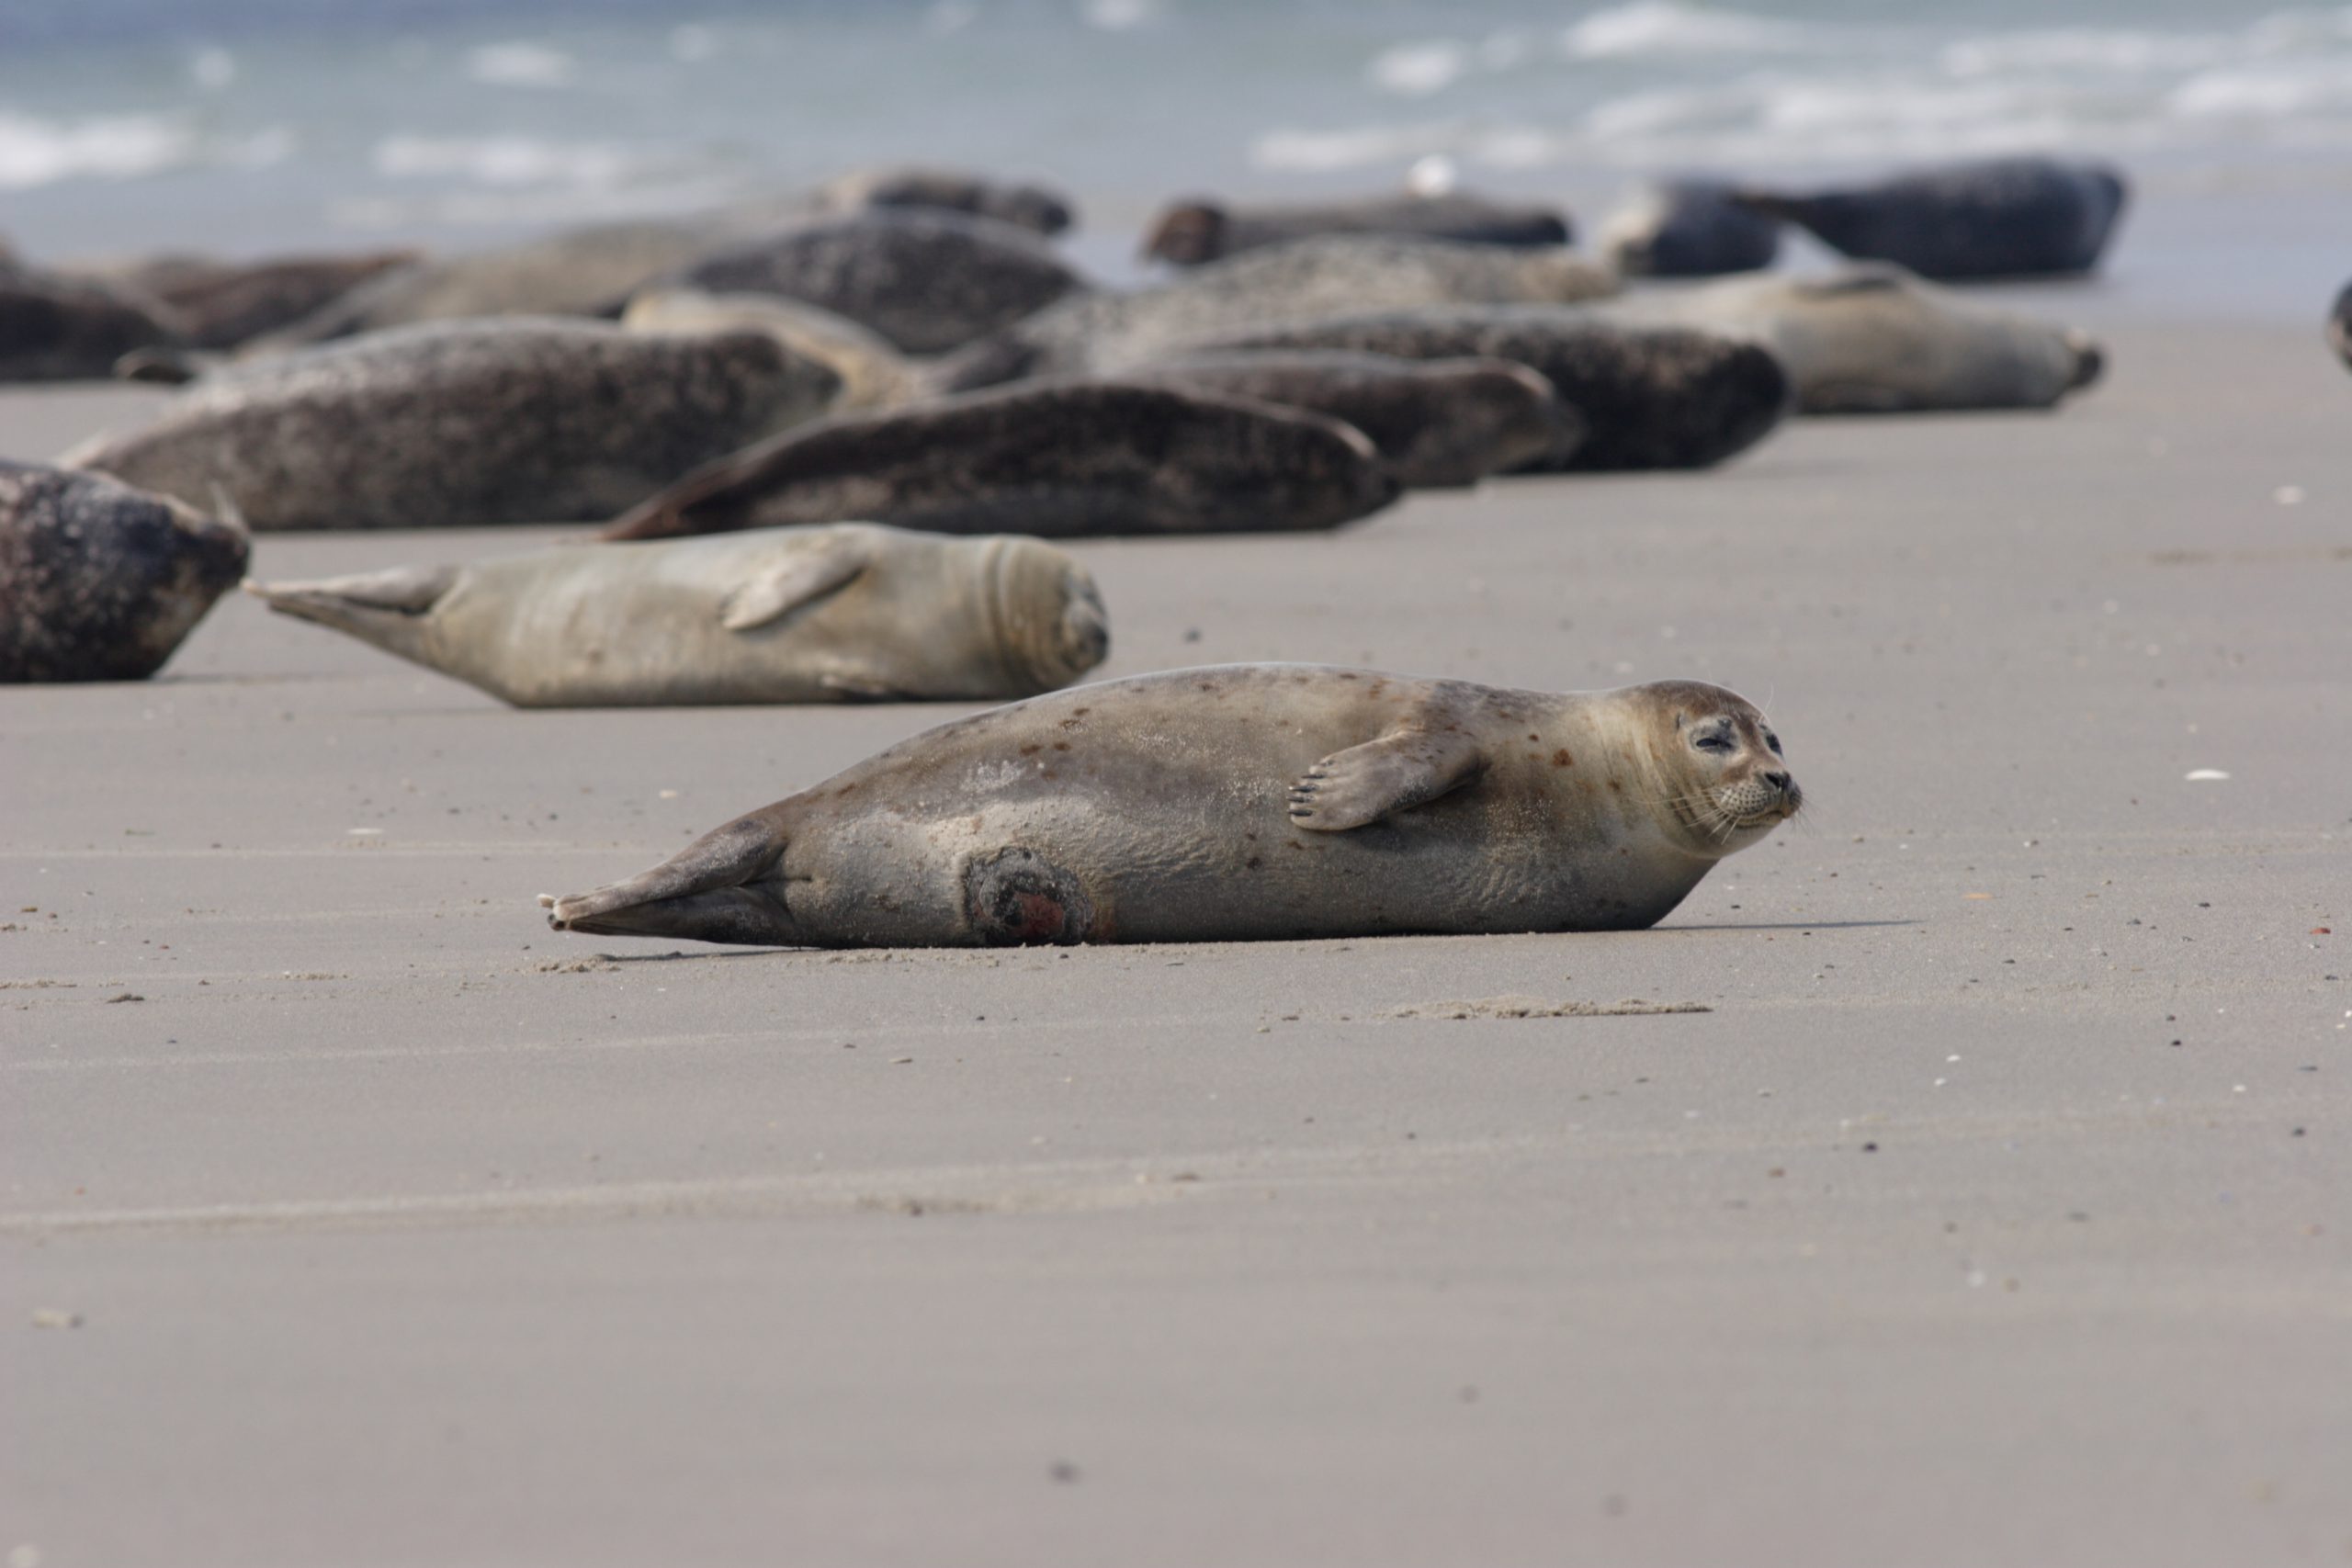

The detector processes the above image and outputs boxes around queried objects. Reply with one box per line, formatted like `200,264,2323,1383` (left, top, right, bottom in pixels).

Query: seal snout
2064,328,2104,391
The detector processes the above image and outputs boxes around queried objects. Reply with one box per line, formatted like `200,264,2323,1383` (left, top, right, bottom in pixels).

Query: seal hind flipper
1286,728,1486,831
541,812,799,944
245,563,459,650
717,535,872,631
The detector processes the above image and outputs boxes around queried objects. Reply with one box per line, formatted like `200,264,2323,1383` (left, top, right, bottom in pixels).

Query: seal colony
249,524,1108,707
542,667,1801,947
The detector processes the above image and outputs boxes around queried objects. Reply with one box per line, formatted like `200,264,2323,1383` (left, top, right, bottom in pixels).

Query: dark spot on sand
1020,744,1041,756
1052,741,1070,751
1608,779,1623,793
1246,855,1263,869
1552,750,1573,767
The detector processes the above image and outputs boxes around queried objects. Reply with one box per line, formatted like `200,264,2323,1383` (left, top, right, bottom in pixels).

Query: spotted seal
247,523,1106,707
811,166,1075,235
1143,191,1571,266
541,666,1801,946
1,461,247,682
1731,157,2128,279
65,318,841,531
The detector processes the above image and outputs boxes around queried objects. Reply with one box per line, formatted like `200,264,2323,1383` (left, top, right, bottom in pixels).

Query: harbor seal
600,380,1398,541
1113,350,1579,486
92,248,422,350
1143,191,1571,266
2330,279,2352,371
247,524,1107,707
811,166,1074,235
1597,266,2103,412
1599,180,1781,277
1,461,247,682
540,666,1801,946
1731,157,2128,279
671,210,1086,354
1204,307,1790,471
67,318,841,531
2,260,185,381
621,287,923,410
933,235,1617,389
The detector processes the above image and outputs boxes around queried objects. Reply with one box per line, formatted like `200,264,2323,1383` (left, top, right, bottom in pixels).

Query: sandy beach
4,308,2348,1564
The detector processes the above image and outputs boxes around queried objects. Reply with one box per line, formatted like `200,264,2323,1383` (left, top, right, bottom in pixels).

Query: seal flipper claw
544,813,800,945
1285,728,1485,831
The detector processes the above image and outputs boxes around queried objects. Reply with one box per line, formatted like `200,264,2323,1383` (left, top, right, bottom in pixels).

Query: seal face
65,318,842,530
600,380,1400,541
1600,181,1781,278
1143,192,1572,266
673,210,1086,355
246,523,1108,707
1113,350,1579,486
0,461,247,682
1,260,185,382
1204,305,1791,471
1731,157,2129,279
932,235,1617,390
1600,266,2103,412
541,665,1802,947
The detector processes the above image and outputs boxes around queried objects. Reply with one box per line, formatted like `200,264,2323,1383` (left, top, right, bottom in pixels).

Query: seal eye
1765,731,1782,754
1693,730,1734,753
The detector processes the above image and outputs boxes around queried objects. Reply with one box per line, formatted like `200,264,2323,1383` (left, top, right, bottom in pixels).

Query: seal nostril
1764,770,1791,791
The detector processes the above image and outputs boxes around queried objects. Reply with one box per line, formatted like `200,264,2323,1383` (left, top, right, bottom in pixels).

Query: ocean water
3,0,2346,312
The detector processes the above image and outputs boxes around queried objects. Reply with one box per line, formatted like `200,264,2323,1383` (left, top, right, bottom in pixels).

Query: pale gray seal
1597,267,2103,412
1731,157,2128,279
1143,191,1571,266
933,235,1617,389
811,166,1074,235
1,461,247,682
94,248,422,350
1204,307,1790,471
247,524,1107,707
599,380,1398,541
1,260,185,381
541,667,1801,946
1599,181,1781,277
1112,351,1578,486
620,287,922,410
67,318,841,531
671,210,1086,355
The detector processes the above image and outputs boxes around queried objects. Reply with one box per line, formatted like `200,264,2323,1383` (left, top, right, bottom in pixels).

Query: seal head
1628,681,1803,854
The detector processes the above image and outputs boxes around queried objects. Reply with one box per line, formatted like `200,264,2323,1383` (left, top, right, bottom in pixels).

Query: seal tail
243,563,457,660
540,812,802,946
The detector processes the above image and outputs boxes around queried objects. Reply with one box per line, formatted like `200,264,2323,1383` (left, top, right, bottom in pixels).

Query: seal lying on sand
1598,267,2103,412
96,248,422,350
249,524,1107,707
1,461,247,682
68,318,841,530
812,166,1074,235
621,287,922,411
1731,157,2128,279
2,260,185,381
1144,192,1571,266
1114,351,1578,486
671,210,1086,355
600,380,1399,541
1206,308,1790,471
2330,279,2352,371
933,235,1616,389
1599,181,1781,277
541,667,1800,946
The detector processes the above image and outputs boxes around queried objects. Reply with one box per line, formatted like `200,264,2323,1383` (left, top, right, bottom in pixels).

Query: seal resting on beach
1730,157,2128,279
1,260,185,382
599,380,1398,541
1113,351,1579,486
541,667,1800,946
1204,307,1790,471
932,235,1616,389
94,248,421,350
811,166,1074,235
2329,279,2352,371
66,318,841,530
1598,266,2104,412
1143,192,1571,266
671,210,1086,355
1,461,247,682
247,523,1107,707
1599,181,1781,277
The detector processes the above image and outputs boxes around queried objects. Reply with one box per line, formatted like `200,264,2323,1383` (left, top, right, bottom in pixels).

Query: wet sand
4,317,2348,1565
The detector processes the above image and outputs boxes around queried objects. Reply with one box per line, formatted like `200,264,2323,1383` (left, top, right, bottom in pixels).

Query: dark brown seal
1731,157,2129,279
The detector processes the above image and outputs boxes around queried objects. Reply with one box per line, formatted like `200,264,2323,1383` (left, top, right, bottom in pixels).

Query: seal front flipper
540,812,800,945
1286,728,1486,831
716,533,873,631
